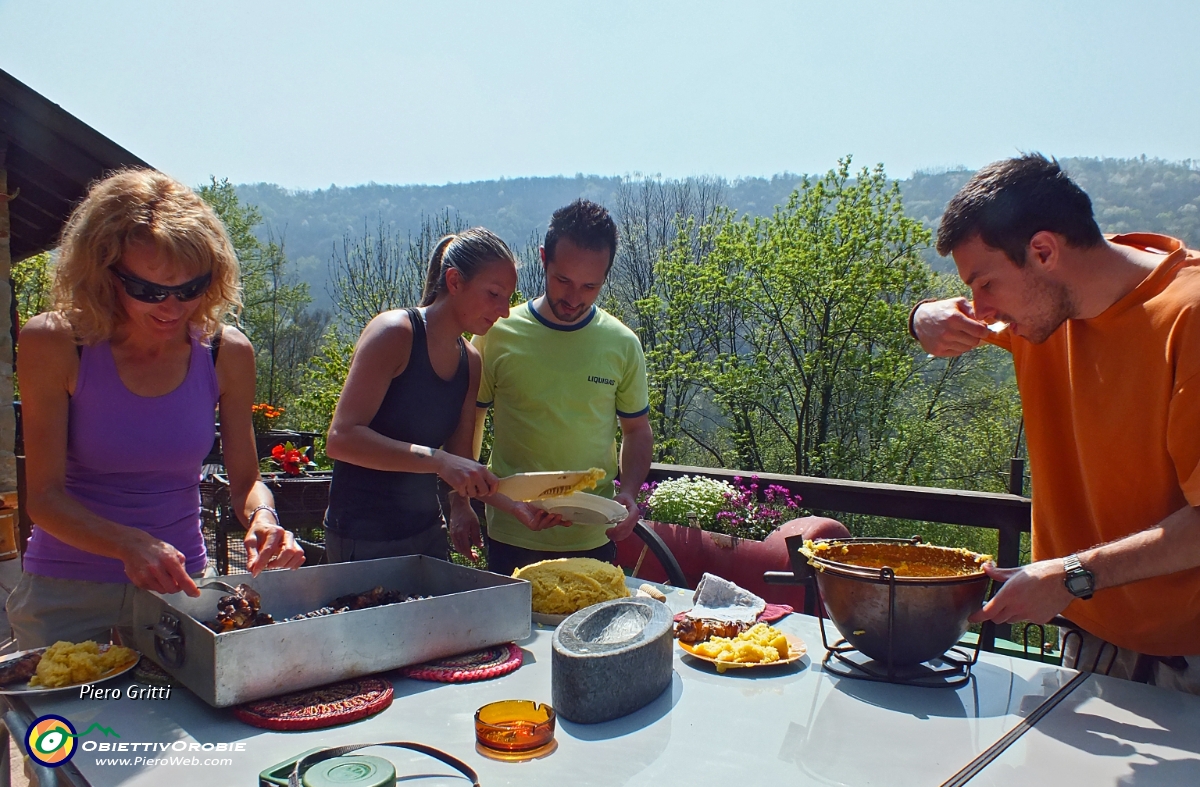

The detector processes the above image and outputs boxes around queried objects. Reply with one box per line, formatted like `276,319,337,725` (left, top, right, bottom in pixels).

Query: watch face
1066,574,1092,595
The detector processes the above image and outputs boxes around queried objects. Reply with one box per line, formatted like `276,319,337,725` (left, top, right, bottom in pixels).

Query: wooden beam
0,97,116,193
0,71,149,172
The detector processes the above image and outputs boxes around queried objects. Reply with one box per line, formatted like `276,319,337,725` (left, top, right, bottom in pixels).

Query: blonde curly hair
51,169,242,344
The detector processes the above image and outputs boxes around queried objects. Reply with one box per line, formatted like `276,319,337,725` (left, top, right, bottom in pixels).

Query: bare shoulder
215,323,251,347
212,324,254,367
17,313,78,395
355,309,414,367
362,309,414,343
19,313,78,358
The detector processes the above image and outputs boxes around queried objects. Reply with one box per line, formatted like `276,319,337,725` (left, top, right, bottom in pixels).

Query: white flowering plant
617,474,804,541
643,476,737,528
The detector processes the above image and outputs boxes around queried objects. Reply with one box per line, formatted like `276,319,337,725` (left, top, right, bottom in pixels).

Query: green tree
288,330,355,466
647,159,1021,492
328,210,467,336
198,178,327,410
605,177,725,463
12,251,52,327
12,251,54,397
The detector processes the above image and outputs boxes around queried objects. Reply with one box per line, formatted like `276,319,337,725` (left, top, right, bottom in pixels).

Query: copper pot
803,538,991,666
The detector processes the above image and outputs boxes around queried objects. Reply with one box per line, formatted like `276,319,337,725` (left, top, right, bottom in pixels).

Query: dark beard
547,298,587,323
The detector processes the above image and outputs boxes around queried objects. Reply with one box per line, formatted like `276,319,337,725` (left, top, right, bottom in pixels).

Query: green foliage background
17,155,1193,562
198,178,330,409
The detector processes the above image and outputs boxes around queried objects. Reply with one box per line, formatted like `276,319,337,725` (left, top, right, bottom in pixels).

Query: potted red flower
269,441,316,476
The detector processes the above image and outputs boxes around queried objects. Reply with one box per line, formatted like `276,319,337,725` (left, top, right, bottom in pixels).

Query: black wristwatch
1063,554,1095,600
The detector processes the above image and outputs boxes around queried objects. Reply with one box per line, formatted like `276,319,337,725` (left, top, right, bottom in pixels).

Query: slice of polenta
496,468,607,502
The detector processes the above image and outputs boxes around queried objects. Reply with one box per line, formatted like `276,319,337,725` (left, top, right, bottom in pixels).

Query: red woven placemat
232,677,393,731
400,643,524,683
673,603,794,625
133,658,173,686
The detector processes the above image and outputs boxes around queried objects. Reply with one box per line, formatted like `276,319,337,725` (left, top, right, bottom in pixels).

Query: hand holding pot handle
968,561,1073,626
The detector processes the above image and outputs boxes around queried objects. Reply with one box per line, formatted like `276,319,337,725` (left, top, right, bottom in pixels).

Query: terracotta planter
614,520,802,607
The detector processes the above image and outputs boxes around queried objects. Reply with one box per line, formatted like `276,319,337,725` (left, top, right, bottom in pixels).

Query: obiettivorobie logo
25,715,120,767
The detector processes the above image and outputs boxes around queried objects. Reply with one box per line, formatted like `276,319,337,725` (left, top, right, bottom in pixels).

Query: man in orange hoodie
910,154,1200,694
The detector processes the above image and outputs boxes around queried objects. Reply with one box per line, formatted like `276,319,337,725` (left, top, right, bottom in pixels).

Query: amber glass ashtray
474,700,556,753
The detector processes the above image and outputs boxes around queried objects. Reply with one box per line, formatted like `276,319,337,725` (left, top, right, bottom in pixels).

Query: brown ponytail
420,228,517,307
421,235,457,306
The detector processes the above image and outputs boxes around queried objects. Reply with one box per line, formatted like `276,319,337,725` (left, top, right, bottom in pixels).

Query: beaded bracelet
249,505,280,527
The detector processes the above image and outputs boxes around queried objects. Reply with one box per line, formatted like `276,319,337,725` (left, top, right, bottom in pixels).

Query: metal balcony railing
645,461,1033,652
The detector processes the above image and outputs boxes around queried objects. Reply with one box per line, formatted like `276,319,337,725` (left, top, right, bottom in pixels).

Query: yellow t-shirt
987,234,1200,656
474,302,649,552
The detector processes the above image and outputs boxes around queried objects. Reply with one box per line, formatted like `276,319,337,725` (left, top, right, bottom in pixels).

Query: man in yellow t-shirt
457,199,653,577
910,154,1200,694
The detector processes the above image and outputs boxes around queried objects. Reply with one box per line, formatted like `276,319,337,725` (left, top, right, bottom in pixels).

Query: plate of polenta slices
677,623,807,674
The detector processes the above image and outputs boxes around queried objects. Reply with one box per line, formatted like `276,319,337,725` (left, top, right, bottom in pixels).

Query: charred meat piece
674,618,751,644
250,612,276,628
330,586,427,611
206,585,429,632
207,584,274,633
0,652,43,686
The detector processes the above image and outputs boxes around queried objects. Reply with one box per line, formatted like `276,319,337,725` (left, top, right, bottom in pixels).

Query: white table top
3,583,1175,787
964,670,1200,787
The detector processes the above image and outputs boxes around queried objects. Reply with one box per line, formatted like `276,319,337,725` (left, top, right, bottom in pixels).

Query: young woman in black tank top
323,229,519,562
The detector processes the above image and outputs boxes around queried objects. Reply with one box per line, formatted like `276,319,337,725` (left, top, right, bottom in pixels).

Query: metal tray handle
153,612,186,668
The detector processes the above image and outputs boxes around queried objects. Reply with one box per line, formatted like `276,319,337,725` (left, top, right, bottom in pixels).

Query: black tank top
325,308,469,540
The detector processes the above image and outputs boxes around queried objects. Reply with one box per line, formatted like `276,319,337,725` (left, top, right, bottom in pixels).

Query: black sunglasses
111,268,212,303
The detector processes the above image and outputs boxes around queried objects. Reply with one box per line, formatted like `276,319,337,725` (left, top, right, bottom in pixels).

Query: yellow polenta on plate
680,623,807,673
29,641,138,688
513,557,630,616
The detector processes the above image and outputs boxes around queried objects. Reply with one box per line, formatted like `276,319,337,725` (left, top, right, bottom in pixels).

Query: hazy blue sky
2,1,1196,189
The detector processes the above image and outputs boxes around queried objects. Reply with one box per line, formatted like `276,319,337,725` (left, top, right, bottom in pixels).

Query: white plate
0,646,141,696
531,492,628,525
531,611,570,627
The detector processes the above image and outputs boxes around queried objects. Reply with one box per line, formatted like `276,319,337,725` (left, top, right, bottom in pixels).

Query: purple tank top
23,334,217,583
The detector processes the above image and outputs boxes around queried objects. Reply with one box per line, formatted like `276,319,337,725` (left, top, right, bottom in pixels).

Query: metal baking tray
131,556,531,707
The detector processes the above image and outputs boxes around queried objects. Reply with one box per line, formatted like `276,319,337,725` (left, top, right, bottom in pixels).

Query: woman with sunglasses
10,169,306,649
322,229,517,563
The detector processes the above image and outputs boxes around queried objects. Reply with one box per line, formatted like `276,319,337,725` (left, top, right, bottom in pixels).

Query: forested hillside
237,157,1200,307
